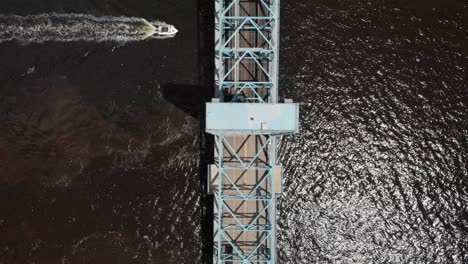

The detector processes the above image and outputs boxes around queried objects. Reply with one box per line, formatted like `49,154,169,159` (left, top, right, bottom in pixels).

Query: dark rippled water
278,1,467,263
0,0,466,263
0,0,207,263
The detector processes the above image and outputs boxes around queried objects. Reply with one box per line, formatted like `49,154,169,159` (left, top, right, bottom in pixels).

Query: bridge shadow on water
162,83,205,119
163,0,215,262
162,81,214,263
197,0,214,262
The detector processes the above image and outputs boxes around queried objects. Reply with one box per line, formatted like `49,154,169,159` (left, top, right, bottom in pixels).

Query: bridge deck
211,134,276,263
209,0,288,263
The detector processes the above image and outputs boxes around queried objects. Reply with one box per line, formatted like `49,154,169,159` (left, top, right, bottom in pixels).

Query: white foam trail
0,13,172,44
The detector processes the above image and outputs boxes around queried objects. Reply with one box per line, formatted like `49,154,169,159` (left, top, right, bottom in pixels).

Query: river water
0,0,466,263
278,1,467,263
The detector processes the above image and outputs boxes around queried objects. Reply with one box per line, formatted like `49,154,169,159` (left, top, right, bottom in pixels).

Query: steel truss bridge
206,0,299,263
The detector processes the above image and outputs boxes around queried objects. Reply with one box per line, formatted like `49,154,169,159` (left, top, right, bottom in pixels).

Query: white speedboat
156,24,178,37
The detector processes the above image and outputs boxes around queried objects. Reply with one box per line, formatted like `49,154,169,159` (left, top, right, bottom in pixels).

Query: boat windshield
161,27,169,32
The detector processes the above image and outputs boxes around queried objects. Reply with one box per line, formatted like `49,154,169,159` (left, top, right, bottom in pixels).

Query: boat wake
0,13,175,44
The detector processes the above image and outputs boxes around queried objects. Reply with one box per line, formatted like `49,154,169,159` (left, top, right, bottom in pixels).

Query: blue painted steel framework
216,0,280,103
207,0,291,263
